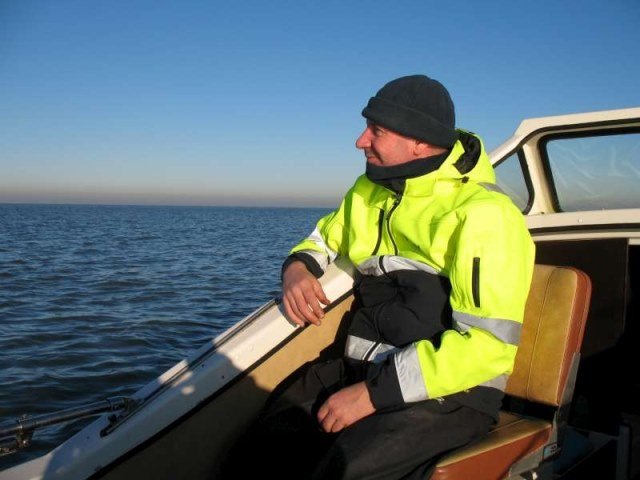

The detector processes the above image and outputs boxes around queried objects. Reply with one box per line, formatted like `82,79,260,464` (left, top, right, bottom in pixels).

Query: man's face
355,122,418,167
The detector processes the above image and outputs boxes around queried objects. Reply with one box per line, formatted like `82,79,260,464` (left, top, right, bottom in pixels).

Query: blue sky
1,0,638,207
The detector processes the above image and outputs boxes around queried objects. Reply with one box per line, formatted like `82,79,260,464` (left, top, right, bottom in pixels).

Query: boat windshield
544,131,640,212
494,152,531,212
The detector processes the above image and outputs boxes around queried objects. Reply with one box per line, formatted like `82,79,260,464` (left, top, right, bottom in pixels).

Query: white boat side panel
533,231,639,242
527,209,640,230
514,107,640,138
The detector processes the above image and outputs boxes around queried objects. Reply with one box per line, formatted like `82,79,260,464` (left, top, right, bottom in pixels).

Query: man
226,75,534,479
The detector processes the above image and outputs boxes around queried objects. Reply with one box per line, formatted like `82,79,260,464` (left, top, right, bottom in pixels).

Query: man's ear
413,140,431,157
415,140,446,157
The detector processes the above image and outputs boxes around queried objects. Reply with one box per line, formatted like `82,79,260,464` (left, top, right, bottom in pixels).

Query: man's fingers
289,288,321,326
321,417,334,433
302,289,325,321
330,420,345,433
319,410,335,433
282,295,305,327
317,402,328,422
313,282,331,306
322,416,344,433
317,402,345,433
281,263,329,326
316,383,375,433
285,291,315,327
290,286,321,325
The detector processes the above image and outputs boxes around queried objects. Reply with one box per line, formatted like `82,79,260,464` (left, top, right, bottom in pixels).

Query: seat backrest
505,264,592,406
431,265,592,480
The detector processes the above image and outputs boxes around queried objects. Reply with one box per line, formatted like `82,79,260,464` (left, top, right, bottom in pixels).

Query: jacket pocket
472,257,480,308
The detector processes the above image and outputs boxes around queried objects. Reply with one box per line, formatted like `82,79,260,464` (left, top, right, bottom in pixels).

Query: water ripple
0,204,329,470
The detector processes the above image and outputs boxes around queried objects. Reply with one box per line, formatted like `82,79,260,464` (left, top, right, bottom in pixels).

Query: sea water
0,203,330,469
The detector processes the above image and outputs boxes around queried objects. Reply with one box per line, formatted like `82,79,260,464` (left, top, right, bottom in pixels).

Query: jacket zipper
364,194,401,362
371,210,385,255
386,193,402,255
472,257,481,307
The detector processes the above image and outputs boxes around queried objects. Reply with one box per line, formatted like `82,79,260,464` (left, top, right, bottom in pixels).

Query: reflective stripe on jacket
289,132,535,409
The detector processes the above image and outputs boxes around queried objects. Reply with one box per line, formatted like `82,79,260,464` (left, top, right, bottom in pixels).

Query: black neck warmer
365,151,449,194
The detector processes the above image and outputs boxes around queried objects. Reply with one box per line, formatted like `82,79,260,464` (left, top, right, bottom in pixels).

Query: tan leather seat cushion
432,412,551,480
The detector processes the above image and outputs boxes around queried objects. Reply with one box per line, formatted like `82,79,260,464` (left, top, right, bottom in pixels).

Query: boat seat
432,264,592,480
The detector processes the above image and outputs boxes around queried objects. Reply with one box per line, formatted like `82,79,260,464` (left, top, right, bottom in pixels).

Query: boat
1,107,639,479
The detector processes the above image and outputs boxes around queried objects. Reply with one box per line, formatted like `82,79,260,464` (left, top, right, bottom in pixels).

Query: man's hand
317,382,375,433
282,261,330,327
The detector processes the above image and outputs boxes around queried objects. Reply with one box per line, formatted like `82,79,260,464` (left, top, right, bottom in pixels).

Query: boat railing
0,396,135,456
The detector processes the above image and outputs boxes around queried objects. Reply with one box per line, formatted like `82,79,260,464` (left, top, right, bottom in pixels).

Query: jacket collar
365,151,448,194
363,131,495,206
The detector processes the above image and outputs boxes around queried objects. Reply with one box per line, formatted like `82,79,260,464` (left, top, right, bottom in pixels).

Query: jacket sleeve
282,192,351,277
366,199,535,409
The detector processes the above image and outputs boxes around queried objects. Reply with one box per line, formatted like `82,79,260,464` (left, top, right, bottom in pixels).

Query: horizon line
0,200,335,210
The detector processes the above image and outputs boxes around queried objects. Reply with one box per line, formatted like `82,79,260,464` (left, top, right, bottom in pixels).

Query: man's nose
355,129,370,149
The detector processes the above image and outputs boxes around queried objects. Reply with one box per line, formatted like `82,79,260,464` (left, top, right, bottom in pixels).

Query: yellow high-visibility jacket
289,132,535,410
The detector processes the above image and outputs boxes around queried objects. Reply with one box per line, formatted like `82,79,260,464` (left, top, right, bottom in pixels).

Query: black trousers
221,359,494,480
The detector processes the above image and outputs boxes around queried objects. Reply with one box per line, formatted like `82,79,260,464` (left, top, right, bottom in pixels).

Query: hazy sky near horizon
1,0,639,207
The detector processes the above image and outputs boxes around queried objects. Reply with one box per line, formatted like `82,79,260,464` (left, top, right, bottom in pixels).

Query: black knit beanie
361,75,457,148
